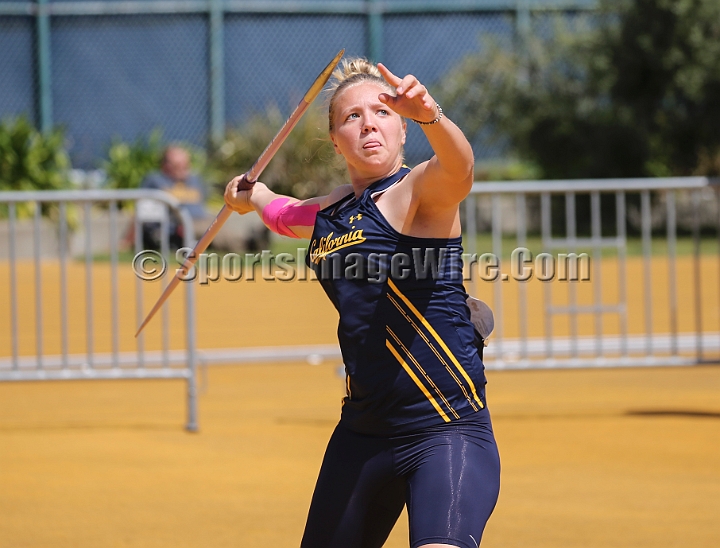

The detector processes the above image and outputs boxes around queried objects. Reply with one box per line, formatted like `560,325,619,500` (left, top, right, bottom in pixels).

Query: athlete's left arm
412,115,474,209
377,64,474,210
224,175,352,239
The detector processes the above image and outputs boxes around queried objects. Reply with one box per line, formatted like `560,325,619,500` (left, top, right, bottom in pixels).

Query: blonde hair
327,57,394,132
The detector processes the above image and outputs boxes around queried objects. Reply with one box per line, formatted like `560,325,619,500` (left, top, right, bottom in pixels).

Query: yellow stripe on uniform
387,279,484,409
386,293,478,412
386,340,451,422
387,326,460,420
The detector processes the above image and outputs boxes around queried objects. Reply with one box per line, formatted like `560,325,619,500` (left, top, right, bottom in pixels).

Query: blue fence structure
0,0,597,168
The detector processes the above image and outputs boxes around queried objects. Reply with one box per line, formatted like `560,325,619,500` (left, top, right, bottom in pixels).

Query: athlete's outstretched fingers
398,75,434,107
377,64,437,121
397,74,420,97
377,62,402,89
404,81,434,109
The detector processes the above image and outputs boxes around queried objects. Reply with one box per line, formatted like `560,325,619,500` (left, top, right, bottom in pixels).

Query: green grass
463,234,720,258
84,234,718,265
88,250,138,263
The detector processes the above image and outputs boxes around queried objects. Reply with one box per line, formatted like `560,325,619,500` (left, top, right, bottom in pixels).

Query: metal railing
170,176,720,371
2,176,718,427
464,176,720,369
0,189,198,431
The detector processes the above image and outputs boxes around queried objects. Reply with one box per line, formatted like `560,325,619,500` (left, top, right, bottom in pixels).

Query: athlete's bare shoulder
321,184,354,209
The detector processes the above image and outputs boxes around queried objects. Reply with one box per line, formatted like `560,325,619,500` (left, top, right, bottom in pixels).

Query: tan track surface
1,364,719,547
1,255,719,355
1,256,719,547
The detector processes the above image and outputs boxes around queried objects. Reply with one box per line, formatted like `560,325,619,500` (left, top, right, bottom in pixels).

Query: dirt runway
1,363,719,547
1,255,719,546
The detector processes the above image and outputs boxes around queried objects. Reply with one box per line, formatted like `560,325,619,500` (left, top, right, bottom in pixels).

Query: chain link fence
0,0,597,169
0,11,36,126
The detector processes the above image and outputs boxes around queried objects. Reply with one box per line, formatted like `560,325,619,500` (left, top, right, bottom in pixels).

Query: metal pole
367,0,384,62
37,0,53,132
666,191,677,356
516,0,532,44
515,0,531,84
181,210,198,432
161,209,170,369
110,200,120,369
134,214,145,367
8,204,19,370
691,190,702,361
566,192,577,358
616,191,628,357
492,194,503,361
209,0,225,144
186,277,198,432
516,193,528,360
84,202,94,367
34,205,44,368
541,192,553,359
59,202,69,369
641,190,652,356
591,191,602,357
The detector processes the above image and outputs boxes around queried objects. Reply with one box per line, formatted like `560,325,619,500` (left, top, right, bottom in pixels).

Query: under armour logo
349,214,363,224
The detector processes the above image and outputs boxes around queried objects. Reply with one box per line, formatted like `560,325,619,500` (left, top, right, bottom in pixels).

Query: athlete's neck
348,160,405,198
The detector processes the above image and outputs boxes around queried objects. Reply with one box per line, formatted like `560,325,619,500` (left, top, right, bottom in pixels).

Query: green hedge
0,116,72,219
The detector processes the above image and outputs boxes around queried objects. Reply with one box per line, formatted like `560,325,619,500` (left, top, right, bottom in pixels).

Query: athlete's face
330,82,406,181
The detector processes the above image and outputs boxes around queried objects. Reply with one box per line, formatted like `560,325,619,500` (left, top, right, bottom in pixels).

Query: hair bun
331,57,382,85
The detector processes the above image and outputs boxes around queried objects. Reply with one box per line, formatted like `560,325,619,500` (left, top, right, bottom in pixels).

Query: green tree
438,0,720,179
0,116,72,218
604,0,720,176
102,129,165,190
0,116,71,192
210,104,346,200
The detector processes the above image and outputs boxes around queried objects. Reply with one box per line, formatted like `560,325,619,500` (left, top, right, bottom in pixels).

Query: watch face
466,296,494,341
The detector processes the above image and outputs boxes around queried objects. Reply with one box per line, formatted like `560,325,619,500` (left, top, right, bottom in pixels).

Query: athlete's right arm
224,175,352,240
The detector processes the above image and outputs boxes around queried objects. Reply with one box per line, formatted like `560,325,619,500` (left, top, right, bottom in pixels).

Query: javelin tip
303,48,345,103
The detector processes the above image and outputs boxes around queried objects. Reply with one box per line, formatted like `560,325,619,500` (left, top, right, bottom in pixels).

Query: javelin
135,49,345,337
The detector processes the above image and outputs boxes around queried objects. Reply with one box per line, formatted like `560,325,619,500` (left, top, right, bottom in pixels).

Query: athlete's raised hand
376,63,439,124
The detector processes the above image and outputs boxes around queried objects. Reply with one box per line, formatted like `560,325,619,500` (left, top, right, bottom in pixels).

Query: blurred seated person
139,145,208,250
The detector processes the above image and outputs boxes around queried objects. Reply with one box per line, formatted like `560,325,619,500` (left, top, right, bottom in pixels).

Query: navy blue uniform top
307,167,487,436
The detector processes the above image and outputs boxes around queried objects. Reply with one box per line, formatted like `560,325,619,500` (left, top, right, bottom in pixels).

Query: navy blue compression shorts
300,408,501,548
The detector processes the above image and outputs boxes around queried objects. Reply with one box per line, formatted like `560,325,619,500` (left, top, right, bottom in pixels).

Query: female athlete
224,58,500,548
